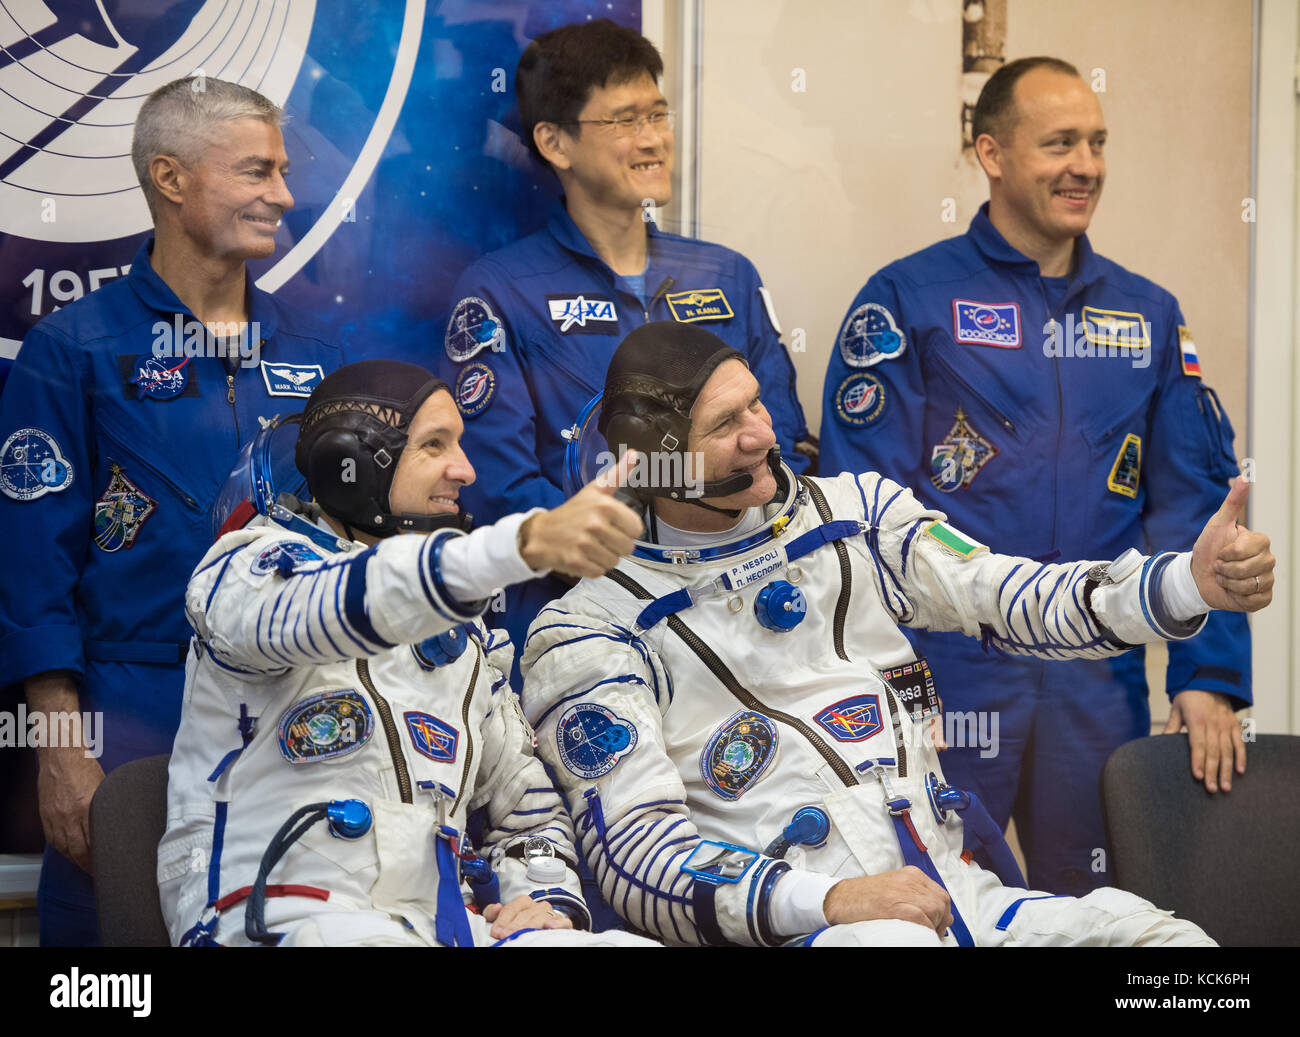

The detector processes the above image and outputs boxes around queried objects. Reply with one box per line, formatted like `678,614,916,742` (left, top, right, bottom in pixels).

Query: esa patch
952,300,1021,348
1178,326,1202,377
556,702,638,779
929,407,998,492
1081,306,1148,351
128,352,191,400
454,362,496,418
545,294,619,335
923,520,986,559
1107,432,1142,498
701,710,778,801
250,540,325,576
92,464,157,552
814,695,884,743
833,372,887,427
665,288,734,323
880,659,940,722
0,428,74,501
838,302,906,367
446,296,505,362
404,711,459,764
278,690,373,764
261,362,324,398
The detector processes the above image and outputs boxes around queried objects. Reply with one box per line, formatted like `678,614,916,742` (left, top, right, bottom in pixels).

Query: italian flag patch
924,521,986,558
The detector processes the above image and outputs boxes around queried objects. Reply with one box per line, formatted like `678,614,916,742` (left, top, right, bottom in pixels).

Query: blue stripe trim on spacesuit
1143,552,1199,639
534,674,649,727
578,790,694,913
254,602,294,668
994,894,1066,932
203,544,251,613
343,546,396,650
207,801,228,906
899,519,925,578
888,810,974,946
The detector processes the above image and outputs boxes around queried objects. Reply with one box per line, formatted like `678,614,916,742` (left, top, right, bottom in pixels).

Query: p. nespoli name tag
720,545,786,590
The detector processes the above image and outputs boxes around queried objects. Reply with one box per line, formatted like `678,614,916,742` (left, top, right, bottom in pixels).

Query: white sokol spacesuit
521,463,1216,947
159,516,652,947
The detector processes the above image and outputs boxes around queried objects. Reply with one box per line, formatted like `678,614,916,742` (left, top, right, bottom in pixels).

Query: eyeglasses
566,109,676,138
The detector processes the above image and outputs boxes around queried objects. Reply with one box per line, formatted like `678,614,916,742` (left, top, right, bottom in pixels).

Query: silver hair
131,77,284,213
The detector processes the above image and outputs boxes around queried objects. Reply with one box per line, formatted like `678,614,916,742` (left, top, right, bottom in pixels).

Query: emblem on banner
952,299,1022,348
930,407,998,492
92,464,157,551
1107,433,1142,498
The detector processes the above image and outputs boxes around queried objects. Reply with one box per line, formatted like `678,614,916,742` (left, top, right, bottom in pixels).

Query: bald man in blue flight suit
0,79,344,944
438,20,811,673
820,58,1248,896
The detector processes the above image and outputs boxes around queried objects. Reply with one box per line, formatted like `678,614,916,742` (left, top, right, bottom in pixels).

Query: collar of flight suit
966,202,1106,297
545,199,665,282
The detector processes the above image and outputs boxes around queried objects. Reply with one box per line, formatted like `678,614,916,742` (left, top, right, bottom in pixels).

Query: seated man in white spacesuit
520,322,1274,947
158,360,656,947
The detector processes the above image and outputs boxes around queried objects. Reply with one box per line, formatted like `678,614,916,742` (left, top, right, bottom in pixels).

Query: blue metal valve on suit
784,806,831,847
326,799,373,839
925,772,970,825
414,624,471,669
754,580,807,632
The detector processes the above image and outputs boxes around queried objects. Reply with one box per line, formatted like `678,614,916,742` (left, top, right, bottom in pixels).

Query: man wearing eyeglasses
438,19,812,680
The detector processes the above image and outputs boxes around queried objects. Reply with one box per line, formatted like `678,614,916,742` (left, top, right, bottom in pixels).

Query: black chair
89,753,171,946
1101,733,1300,946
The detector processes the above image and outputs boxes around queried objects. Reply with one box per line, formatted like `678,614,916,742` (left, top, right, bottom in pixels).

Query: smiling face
979,68,1107,256
174,117,294,261
386,390,476,519
552,72,673,212
684,359,778,514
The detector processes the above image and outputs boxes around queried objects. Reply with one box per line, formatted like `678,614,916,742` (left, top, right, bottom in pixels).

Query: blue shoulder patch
251,540,324,576
0,427,74,500
839,302,905,367
446,297,505,362
833,372,887,428
556,702,637,779
701,710,779,800
455,362,497,418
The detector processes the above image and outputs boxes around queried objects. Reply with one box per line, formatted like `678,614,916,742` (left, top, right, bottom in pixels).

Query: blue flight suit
439,203,810,929
819,205,1248,895
0,240,345,944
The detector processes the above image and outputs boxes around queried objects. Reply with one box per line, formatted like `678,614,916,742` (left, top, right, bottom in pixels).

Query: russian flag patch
1178,325,1201,377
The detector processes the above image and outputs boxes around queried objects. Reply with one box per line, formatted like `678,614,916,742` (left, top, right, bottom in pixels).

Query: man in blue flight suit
0,78,345,944
438,18,812,670
819,58,1249,896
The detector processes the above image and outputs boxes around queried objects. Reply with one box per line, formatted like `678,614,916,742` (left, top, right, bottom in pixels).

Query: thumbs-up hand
518,450,645,579
1191,476,1274,612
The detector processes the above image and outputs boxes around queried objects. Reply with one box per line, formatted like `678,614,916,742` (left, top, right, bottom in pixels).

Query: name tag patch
666,288,734,324
953,299,1021,348
546,294,619,335
261,362,324,398
721,546,785,590
1081,306,1149,350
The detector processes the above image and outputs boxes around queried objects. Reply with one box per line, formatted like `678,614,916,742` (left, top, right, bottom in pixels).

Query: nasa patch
838,302,906,367
446,297,505,362
814,694,884,743
261,362,324,398
0,428,74,501
278,690,373,764
92,464,157,552
1107,432,1142,498
952,300,1022,349
129,352,190,400
701,710,779,801
251,540,324,576
455,362,497,418
833,372,887,427
556,702,638,779
546,294,619,335
929,407,998,493
404,711,459,764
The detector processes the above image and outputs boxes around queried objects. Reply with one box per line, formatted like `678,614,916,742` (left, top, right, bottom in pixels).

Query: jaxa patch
1107,432,1142,498
0,428,74,501
250,540,324,576
923,521,986,558
665,288,734,323
455,363,497,418
556,702,638,779
129,352,191,400
261,362,324,398
833,372,887,427
446,296,506,362
278,690,373,764
92,465,157,552
952,299,1021,349
404,711,459,764
880,659,940,722
839,302,906,367
546,294,619,335
1178,326,1202,377
930,407,998,492
701,710,778,801
814,695,884,743
1081,306,1149,351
